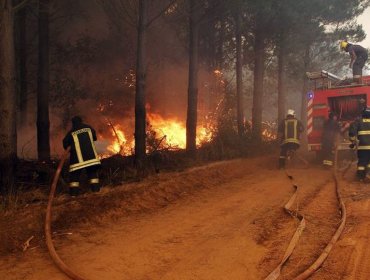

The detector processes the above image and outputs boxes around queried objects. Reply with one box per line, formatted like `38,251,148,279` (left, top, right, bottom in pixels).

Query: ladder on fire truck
307,70,370,89
306,70,343,89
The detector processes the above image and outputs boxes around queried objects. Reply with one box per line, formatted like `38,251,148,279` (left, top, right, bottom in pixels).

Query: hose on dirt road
293,147,347,280
264,171,306,280
45,147,88,280
265,147,347,280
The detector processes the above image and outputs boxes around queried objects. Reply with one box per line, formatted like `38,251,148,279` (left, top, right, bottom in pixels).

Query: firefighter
340,40,368,84
63,116,101,196
278,109,304,169
321,112,341,167
349,107,370,180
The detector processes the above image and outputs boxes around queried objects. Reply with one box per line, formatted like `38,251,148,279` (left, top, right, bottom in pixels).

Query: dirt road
1,157,370,280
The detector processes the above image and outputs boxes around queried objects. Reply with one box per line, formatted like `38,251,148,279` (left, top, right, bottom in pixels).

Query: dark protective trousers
356,150,370,179
69,165,101,196
321,141,334,167
279,142,300,168
353,54,368,77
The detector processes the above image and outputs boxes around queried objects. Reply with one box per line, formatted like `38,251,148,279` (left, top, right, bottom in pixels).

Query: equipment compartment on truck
306,70,370,152
328,94,366,121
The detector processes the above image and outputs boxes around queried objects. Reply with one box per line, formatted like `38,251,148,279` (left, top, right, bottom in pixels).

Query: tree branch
13,0,29,13
146,0,177,27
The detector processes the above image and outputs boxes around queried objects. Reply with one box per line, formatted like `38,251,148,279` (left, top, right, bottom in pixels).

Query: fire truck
306,70,370,153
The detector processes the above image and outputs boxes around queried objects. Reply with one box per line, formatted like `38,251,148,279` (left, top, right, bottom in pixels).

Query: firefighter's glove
349,143,355,149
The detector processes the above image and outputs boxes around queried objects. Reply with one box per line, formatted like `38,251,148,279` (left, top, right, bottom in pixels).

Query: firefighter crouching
278,109,304,169
63,116,101,196
349,107,370,180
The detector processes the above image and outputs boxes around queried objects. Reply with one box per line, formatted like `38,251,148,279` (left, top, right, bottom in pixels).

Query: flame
148,113,186,148
262,129,276,141
148,113,212,148
261,121,277,141
103,115,213,156
106,125,133,155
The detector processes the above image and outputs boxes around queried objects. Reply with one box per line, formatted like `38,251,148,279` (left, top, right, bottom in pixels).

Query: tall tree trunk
186,0,199,154
300,46,310,124
217,19,224,70
252,26,265,142
0,0,17,194
14,1,27,126
235,10,244,137
277,34,286,125
37,0,50,161
134,0,147,166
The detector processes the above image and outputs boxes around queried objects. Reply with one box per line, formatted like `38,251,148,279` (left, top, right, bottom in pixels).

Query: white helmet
287,109,295,116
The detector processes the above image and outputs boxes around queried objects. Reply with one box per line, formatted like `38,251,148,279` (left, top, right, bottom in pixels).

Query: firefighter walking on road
278,109,304,169
63,116,102,196
349,107,370,180
340,40,368,84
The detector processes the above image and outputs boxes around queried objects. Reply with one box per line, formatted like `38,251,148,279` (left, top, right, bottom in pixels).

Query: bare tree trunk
300,46,310,123
37,0,50,161
235,10,244,137
186,0,199,154
134,0,147,166
0,0,17,194
299,45,310,151
14,1,27,126
252,27,265,142
277,35,286,125
217,19,224,70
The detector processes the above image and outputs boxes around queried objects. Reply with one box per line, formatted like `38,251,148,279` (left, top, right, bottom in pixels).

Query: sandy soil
0,156,369,280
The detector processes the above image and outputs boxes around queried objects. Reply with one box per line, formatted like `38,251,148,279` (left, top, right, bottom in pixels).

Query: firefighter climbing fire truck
306,70,370,152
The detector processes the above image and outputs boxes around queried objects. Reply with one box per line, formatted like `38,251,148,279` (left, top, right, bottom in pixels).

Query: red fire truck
306,70,370,153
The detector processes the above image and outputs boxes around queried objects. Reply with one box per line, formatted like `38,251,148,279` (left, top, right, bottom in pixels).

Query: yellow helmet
340,40,348,51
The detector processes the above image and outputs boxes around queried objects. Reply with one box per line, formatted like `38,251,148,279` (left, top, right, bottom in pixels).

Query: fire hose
46,148,347,279
45,147,88,280
265,147,347,280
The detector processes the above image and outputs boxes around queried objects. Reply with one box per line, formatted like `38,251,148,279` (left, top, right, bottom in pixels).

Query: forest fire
103,114,213,156
106,125,134,155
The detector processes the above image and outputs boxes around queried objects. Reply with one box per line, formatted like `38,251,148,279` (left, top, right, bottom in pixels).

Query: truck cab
306,71,370,152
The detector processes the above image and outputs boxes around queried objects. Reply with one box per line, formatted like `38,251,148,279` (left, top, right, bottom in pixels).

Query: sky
356,7,370,74
357,7,370,48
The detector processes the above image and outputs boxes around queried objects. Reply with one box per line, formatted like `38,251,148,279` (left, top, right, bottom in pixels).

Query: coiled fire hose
45,147,88,280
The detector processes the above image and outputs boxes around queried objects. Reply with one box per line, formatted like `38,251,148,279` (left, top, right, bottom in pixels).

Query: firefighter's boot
279,157,285,169
356,167,366,181
69,182,80,197
90,178,100,192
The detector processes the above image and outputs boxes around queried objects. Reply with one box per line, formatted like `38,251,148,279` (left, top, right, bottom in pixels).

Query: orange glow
102,115,213,156
106,125,133,155
148,113,212,149
262,128,277,141
148,113,186,148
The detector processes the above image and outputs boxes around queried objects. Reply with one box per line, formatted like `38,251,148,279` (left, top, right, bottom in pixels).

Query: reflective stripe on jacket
279,117,304,145
63,124,101,172
349,118,370,150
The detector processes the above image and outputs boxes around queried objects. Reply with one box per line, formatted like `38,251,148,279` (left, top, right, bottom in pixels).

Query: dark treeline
0,0,369,193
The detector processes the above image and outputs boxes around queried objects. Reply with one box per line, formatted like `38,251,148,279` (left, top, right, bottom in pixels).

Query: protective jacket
278,117,304,145
63,123,101,172
349,118,370,150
